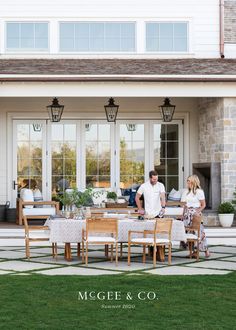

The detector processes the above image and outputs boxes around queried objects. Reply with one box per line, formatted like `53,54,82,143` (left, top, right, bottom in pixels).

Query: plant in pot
106,191,117,203
218,202,235,227
57,191,75,218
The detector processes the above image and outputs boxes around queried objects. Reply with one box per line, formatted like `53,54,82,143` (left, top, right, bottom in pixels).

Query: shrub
218,202,235,214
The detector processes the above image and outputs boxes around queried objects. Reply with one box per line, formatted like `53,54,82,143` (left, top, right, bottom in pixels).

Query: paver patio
0,244,235,275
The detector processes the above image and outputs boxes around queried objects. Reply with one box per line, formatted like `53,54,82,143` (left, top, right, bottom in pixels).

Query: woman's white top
181,188,205,208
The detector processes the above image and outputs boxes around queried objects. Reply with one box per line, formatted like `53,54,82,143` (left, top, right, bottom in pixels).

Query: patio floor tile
0,250,43,259
219,256,236,262
34,266,122,275
17,247,65,254
144,266,231,275
171,251,232,259
81,261,155,271
0,260,60,272
185,260,236,271
208,246,236,254
0,270,13,275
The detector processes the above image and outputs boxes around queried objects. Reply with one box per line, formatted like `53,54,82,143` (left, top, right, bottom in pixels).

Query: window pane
60,23,74,38
166,125,178,140
160,23,173,37
21,23,34,38
146,23,159,37
174,23,187,37
75,23,89,38
7,22,48,51
7,23,20,38
85,123,111,188
146,22,188,53
159,38,173,51
60,22,135,52
174,38,187,51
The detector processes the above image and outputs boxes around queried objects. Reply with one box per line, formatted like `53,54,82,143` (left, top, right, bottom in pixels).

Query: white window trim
5,20,50,53
7,112,189,205
58,21,137,54
145,19,192,54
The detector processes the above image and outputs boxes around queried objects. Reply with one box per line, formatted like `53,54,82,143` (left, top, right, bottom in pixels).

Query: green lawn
0,273,235,330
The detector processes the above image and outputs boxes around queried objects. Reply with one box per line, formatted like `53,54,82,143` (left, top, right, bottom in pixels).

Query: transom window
59,22,136,52
6,22,49,51
146,22,188,52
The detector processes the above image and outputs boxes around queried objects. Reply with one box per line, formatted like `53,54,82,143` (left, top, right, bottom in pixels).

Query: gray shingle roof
0,58,236,81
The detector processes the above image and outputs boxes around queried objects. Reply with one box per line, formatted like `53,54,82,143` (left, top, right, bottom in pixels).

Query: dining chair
23,216,57,260
186,215,202,261
128,218,173,267
82,218,118,266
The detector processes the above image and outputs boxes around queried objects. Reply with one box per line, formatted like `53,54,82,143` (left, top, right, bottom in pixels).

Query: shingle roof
0,58,236,81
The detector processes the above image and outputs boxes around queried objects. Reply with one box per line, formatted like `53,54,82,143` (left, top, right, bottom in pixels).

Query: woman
181,175,210,258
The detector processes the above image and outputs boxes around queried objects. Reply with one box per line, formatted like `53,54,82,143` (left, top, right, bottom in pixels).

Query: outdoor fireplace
192,162,221,210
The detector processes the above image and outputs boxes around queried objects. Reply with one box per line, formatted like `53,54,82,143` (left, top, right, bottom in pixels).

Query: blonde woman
181,175,210,258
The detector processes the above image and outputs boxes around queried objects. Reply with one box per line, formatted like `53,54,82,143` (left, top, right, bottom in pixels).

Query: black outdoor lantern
126,124,137,132
104,97,119,123
32,123,42,132
159,98,176,122
47,97,64,122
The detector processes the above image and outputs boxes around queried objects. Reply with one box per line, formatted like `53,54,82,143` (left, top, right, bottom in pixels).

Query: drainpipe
220,0,225,58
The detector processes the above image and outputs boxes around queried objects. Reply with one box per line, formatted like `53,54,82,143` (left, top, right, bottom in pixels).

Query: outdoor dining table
44,218,186,261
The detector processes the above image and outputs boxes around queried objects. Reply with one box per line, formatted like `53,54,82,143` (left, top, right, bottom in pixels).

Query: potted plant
218,202,235,227
106,191,117,203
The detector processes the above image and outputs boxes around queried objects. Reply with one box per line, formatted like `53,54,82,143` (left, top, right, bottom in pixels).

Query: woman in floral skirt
181,174,210,258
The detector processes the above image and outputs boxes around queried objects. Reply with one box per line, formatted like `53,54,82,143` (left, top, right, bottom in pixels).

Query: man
135,170,166,218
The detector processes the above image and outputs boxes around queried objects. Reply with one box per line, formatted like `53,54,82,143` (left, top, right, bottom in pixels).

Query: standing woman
181,175,210,258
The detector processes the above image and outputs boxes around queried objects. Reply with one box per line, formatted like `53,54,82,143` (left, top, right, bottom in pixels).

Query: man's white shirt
137,181,165,216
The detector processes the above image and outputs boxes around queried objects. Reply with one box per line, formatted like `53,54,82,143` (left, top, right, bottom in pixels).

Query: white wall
0,0,220,58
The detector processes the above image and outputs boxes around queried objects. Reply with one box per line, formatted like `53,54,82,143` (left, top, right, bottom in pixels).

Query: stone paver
186,260,236,271
145,266,231,276
34,266,122,276
171,250,232,259
0,260,60,272
219,256,236,262
0,244,235,275
0,250,42,259
208,246,236,254
81,261,155,271
0,269,13,275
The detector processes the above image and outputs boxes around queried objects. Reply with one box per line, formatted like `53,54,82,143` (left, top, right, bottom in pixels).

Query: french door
11,119,183,205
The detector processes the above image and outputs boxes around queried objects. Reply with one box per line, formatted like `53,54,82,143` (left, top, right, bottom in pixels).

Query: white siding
0,0,220,58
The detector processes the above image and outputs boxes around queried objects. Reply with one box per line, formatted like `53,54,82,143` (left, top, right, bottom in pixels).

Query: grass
0,273,235,330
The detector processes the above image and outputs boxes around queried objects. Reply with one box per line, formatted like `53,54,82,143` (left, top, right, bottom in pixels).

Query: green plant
218,202,235,214
107,191,117,200
74,188,94,208
57,191,75,207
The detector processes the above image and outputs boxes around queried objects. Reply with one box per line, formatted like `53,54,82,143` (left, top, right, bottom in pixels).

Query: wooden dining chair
23,216,57,260
82,218,118,266
186,215,202,261
128,218,173,267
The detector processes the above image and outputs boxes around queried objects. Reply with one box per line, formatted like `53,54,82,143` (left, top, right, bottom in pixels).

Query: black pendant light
104,98,119,123
159,98,176,122
47,98,64,122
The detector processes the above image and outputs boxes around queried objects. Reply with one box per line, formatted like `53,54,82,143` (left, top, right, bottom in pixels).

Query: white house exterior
0,0,236,225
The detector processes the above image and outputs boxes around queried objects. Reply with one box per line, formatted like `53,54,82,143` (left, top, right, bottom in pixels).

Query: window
153,124,179,192
51,124,77,196
6,22,49,51
85,123,111,188
60,22,136,52
16,123,43,194
119,124,145,189
146,22,188,52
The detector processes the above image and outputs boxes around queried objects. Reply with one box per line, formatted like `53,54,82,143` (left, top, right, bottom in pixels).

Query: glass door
12,120,46,205
116,122,147,189
48,122,78,199
152,121,183,192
